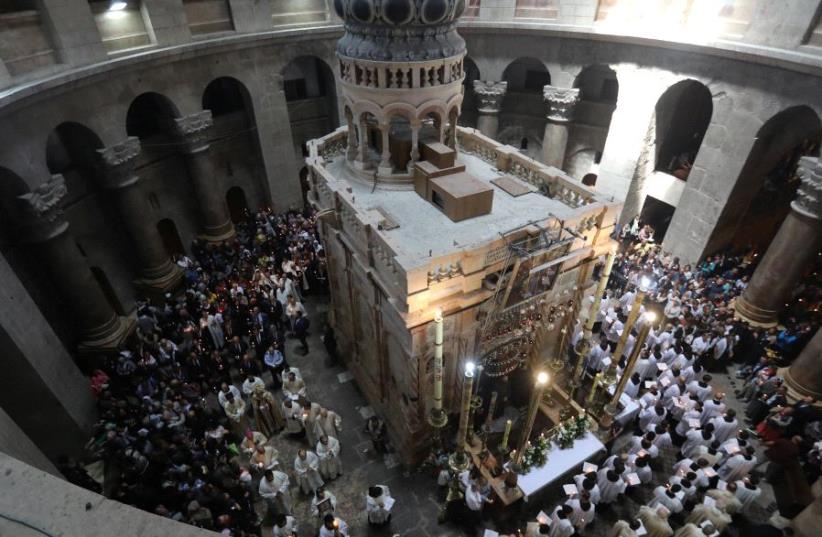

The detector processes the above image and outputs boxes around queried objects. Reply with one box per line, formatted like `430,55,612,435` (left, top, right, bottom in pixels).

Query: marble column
735,154,822,327
783,328,822,400
473,81,507,140
378,124,392,174
173,111,235,242
542,86,580,170
17,175,133,351
408,120,421,172
97,137,183,293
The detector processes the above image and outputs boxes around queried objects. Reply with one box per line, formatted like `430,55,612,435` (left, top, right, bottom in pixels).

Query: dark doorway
157,219,185,258
226,187,248,223
582,173,598,187
90,266,125,315
299,167,310,208
640,196,676,242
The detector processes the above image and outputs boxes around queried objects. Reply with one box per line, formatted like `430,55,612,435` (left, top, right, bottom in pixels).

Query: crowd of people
60,208,395,536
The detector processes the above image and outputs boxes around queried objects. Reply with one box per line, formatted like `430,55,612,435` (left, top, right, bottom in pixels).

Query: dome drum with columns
335,0,466,185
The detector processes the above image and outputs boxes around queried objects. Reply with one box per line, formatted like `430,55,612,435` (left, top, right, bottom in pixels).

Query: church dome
334,0,466,61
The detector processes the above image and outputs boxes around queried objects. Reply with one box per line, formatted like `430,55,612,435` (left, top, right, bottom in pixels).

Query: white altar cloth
517,432,605,498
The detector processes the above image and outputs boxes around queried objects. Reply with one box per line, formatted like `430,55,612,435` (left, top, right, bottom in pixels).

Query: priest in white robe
319,515,349,537
597,469,626,504
366,485,394,525
718,449,757,482
549,505,575,537
294,448,324,495
734,476,762,512
318,407,342,439
649,484,683,514
566,491,595,532
317,435,342,480
303,400,323,447
282,371,306,400
259,469,293,515
282,399,304,435
271,515,298,537
708,410,738,443
310,486,338,518
637,505,673,537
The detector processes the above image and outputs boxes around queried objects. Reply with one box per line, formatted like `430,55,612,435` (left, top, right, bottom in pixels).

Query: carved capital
473,80,508,114
17,174,69,242
543,86,580,123
793,155,822,219
97,137,141,189
173,110,213,153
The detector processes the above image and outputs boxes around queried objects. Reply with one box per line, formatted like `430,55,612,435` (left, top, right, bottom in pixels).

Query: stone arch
501,57,550,93
705,105,822,254
461,56,482,126
281,55,339,153
565,65,618,180
126,92,181,140
202,76,251,118
225,186,249,223
654,79,713,179
45,122,104,203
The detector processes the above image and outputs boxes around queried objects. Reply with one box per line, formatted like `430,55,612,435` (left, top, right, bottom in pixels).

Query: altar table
516,432,605,498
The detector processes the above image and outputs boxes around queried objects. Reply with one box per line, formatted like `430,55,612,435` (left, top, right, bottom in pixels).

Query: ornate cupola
332,0,467,187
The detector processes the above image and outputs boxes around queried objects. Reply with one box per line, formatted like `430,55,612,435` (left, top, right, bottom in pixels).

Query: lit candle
433,308,444,412
501,419,512,449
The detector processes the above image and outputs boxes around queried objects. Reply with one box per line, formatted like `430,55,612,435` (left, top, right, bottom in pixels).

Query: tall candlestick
433,308,444,412
609,312,656,408
484,391,498,430
514,371,549,467
501,419,512,450
456,362,476,453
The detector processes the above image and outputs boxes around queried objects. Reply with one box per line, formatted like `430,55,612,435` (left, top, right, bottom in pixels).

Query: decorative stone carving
334,0,466,61
18,174,67,222
793,155,822,219
173,110,214,153
543,86,581,123
97,137,141,189
473,81,508,114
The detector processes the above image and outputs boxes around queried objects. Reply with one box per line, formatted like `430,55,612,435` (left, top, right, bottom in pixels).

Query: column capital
793,155,822,220
97,137,141,189
473,80,508,114
543,85,581,123
17,174,69,242
173,110,214,153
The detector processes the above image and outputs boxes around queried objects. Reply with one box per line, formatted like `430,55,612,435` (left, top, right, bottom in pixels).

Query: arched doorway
203,76,267,207
565,65,619,179
281,56,339,156
157,219,185,258
654,80,713,180
460,57,481,127
500,57,551,157
299,167,310,208
705,106,822,254
226,186,249,223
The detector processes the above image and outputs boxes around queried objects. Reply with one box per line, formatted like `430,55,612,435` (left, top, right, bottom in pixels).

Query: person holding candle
294,448,324,495
317,435,342,480
319,514,349,537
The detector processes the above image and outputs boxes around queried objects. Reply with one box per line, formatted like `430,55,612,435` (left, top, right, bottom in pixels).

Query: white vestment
294,451,324,494
317,437,342,480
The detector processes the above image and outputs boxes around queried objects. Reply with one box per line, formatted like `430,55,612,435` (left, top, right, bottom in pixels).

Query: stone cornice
173,111,214,153
16,174,70,242
97,137,141,189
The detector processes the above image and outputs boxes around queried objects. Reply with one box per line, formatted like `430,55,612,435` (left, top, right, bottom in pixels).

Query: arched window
654,80,713,179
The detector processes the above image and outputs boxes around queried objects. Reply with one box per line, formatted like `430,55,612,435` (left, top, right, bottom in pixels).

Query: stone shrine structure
307,0,621,464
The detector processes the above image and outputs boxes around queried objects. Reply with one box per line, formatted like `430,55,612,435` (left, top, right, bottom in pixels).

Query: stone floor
239,293,779,537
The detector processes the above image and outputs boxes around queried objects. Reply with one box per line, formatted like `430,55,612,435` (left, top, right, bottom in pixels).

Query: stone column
408,120,421,172
173,111,235,242
97,137,183,294
542,86,580,170
17,175,133,351
783,328,822,400
735,155,822,327
378,124,392,174
473,81,507,140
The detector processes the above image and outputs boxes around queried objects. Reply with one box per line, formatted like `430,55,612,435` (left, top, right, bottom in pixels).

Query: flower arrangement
553,413,591,450
519,433,551,473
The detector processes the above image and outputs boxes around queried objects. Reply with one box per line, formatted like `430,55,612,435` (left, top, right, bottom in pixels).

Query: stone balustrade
338,55,464,90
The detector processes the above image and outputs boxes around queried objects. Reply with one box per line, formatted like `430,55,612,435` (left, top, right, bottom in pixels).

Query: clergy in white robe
686,503,731,532
718,451,756,482
282,372,306,400
734,477,762,512
567,493,596,532
654,424,673,452
271,515,298,537
223,393,247,437
611,520,641,537
317,435,342,480
709,412,738,443
294,449,324,495
686,378,713,402
282,400,304,435
574,473,601,504
673,523,716,537
706,483,742,514
218,383,242,408
549,505,575,537
682,427,714,459
649,485,683,514
637,505,674,537
250,445,279,472
318,407,342,439
700,397,726,426
241,375,265,397
597,469,627,504
625,374,643,399
641,387,662,408
640,404,667,432
676,407,702,437
668,475,697,501
632,455,654,484
310,487,338,518
303,400,323,447
366,485,394,525
259,469,293,515
241,430,268,455
319,515,349,537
